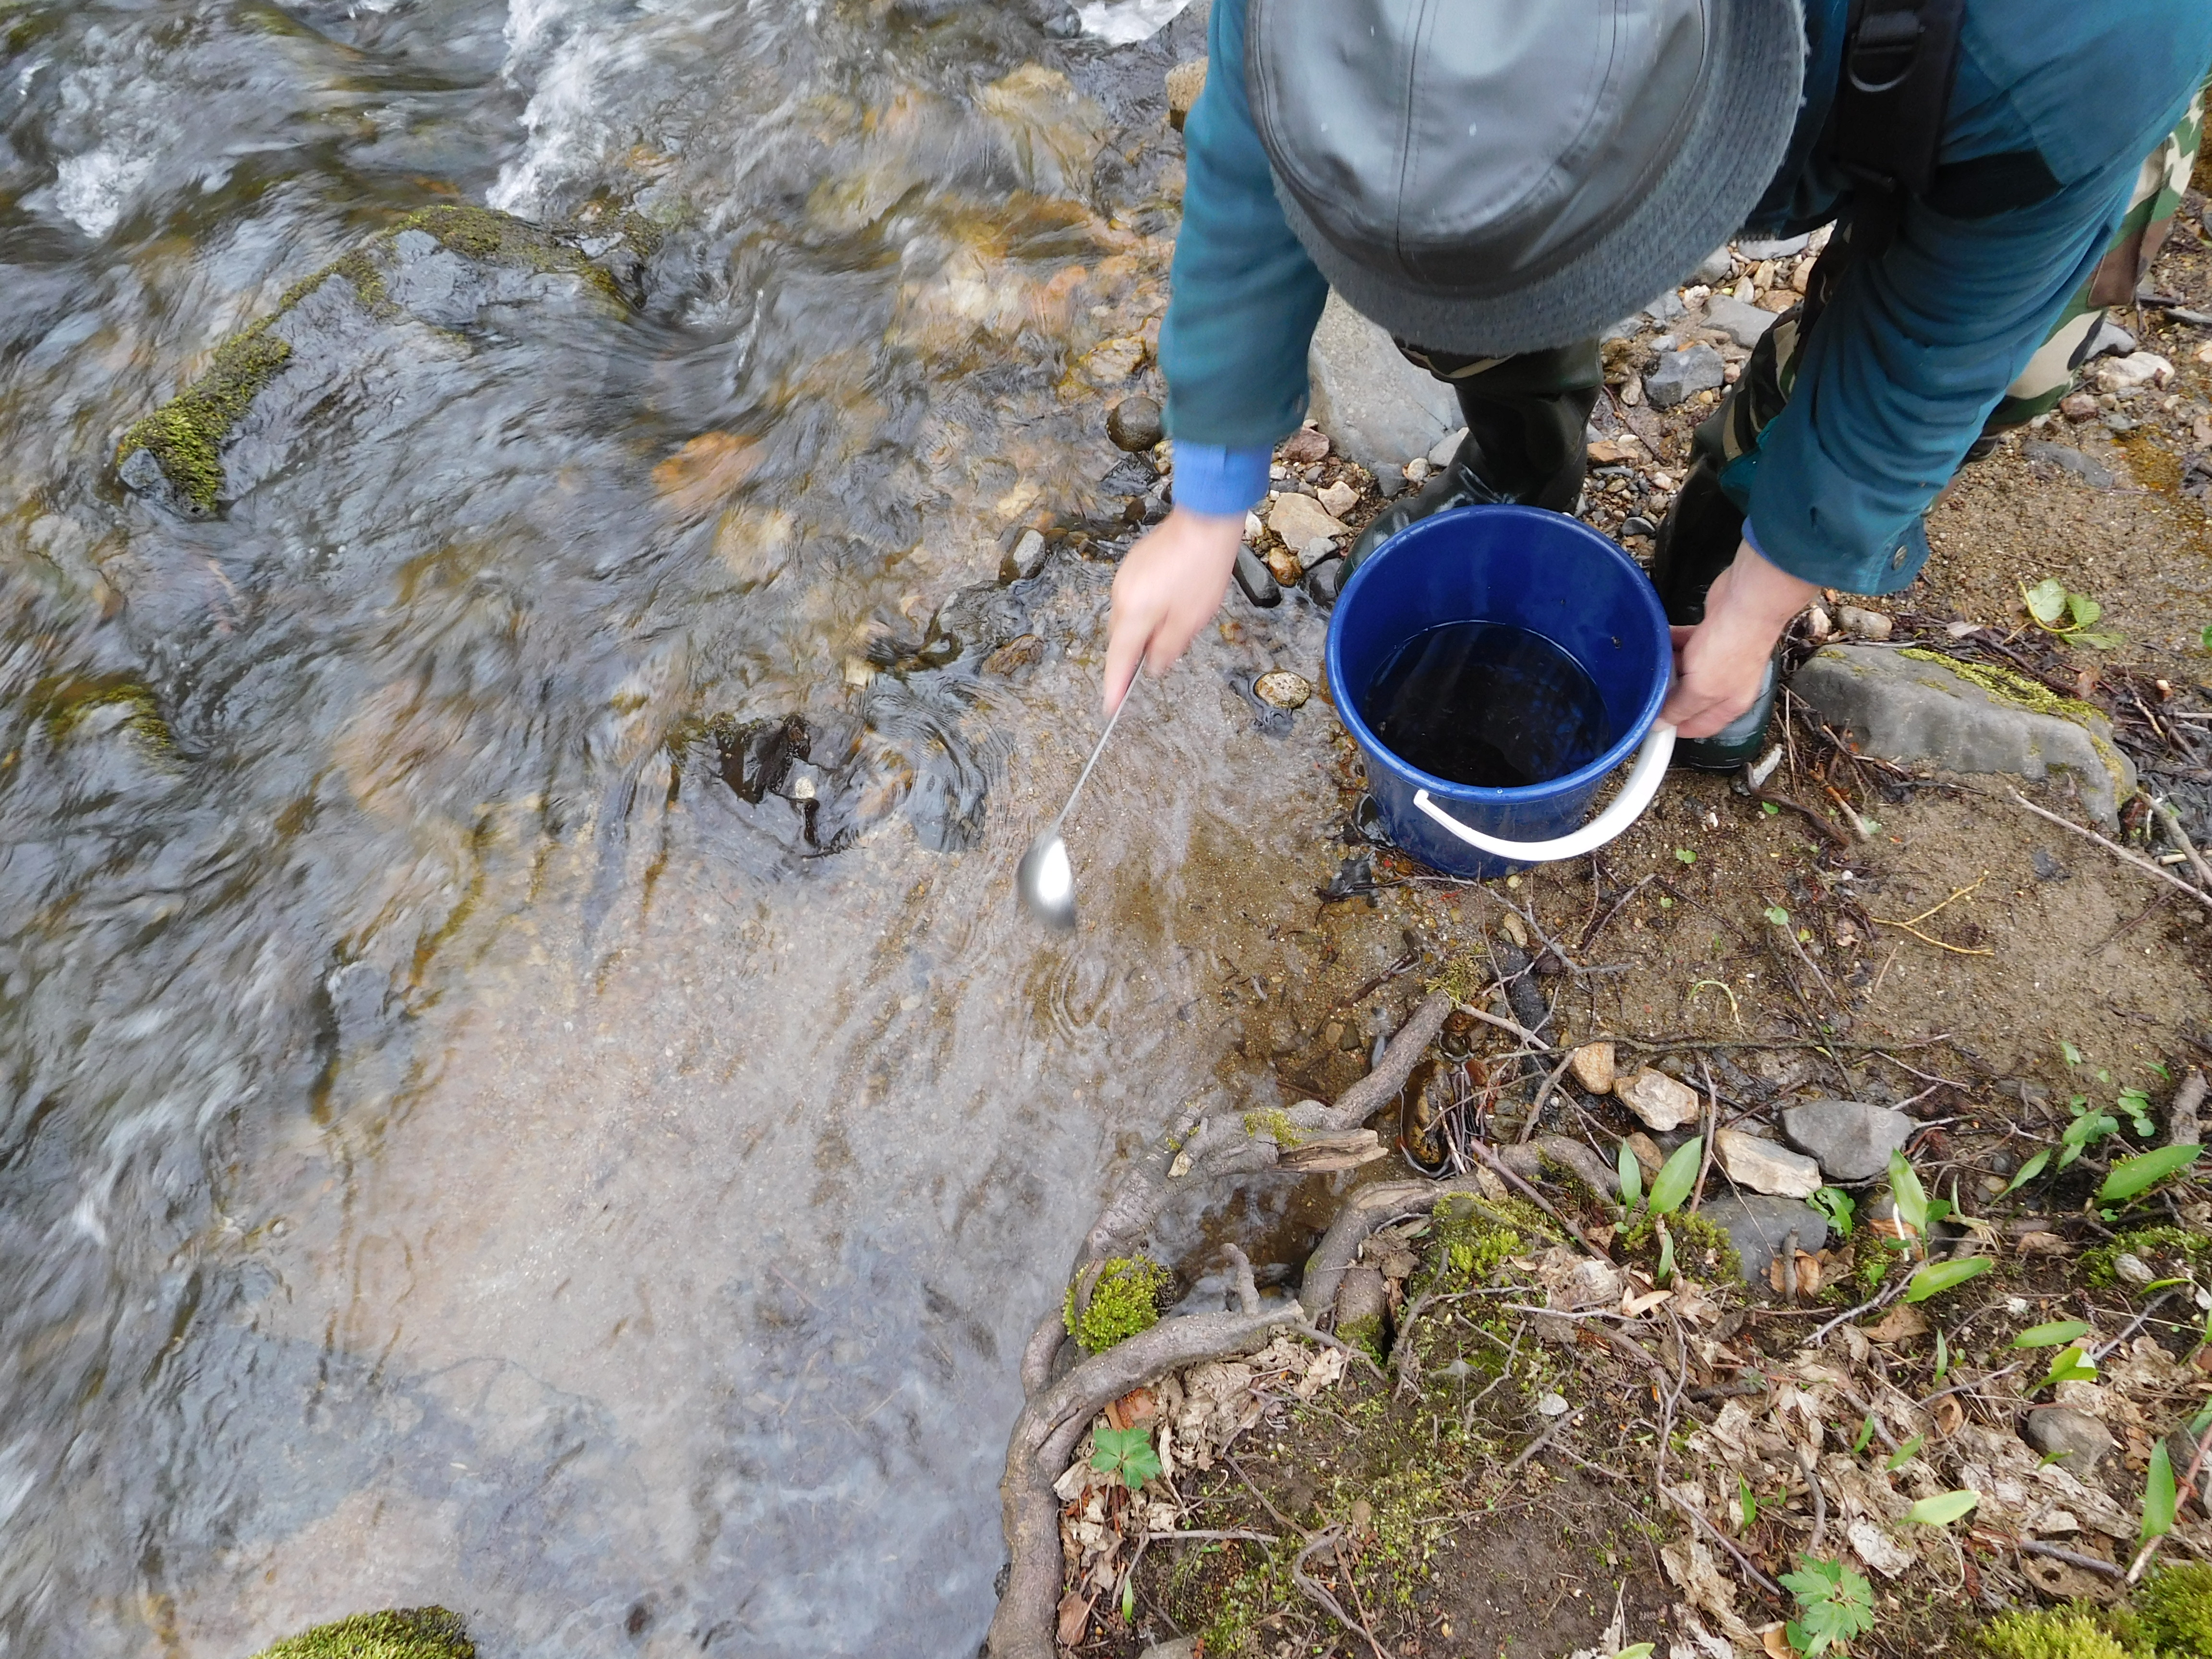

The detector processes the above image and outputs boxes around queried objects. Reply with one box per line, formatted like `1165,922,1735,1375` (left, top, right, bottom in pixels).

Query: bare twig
2152,797,2212,891
1503,1409,1584,1475
1691,1060,1719,1215
1663,1488,1784,1600
1803,1274,1913,1349
2016,1539,2125,1579
1578,875,1655,953
1150,1529,1279,1545
1469,1139,1610,1257
2006,789,2212,914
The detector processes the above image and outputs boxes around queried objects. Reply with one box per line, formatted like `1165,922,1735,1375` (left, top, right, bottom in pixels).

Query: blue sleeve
1740,19,2212,593
1158,0,1331,451
1172,442,1272,517
1738,175,2125,592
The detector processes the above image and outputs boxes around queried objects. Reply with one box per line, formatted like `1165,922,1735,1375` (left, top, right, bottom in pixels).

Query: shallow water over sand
0,1,1355,1652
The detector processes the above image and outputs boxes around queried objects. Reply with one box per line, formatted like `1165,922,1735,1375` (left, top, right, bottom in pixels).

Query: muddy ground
1034,144,2212,1659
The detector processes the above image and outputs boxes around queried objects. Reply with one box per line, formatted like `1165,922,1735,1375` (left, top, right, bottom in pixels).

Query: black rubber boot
1648,455,1779,771
1343,343,1599,579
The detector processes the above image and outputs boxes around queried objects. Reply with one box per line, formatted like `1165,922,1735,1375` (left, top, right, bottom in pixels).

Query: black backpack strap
1824,0,1968,253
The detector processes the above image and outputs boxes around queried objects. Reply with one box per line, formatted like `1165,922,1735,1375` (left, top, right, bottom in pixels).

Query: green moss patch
118,204,626,511
1898,649,2104,727
115,319,292,512
1975,1606,2139,1659
1064,1256,1171,1354
1240,1107,1305,1149
248,1607,473,1659
2139,1562,2212,1657
2083,1226,2212,1288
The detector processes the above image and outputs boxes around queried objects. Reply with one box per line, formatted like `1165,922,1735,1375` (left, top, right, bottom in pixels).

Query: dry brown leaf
1760,1623,1794,1659
653,431,763,515
1867,1303,1930,1344
1934,1395,1965,1436
1116,1387,1157,1425
1056,1590,1094,1646
1623,1288,1675,1319
1768,1254,1791,1297
1794,1251,1823,1298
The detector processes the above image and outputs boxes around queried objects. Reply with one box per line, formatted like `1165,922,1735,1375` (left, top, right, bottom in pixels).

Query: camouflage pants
1709,86,2207,483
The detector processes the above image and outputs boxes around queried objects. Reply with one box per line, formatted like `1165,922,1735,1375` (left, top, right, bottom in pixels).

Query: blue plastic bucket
1325,505,1676,879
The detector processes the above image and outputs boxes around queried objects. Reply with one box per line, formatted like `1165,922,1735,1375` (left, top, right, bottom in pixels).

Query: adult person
1102,0,2210,769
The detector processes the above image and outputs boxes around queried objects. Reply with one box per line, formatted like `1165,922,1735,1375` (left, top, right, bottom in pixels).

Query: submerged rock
1106,395,1162,452
716,714,809,805
1253,670,1310,709
116,204,640,517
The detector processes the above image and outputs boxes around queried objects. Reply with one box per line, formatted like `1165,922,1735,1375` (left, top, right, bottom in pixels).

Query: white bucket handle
1412,721,1676,864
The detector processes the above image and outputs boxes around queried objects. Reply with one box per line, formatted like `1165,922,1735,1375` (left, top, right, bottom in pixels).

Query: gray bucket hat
1248,0,1807,355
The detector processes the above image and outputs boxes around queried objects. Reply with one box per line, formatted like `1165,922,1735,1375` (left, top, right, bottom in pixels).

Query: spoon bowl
1014,684,1131,928
1015,830,1077,930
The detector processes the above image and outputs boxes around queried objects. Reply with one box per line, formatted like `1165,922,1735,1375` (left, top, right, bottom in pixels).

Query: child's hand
1660,539,1818,737
1102,506,1245,712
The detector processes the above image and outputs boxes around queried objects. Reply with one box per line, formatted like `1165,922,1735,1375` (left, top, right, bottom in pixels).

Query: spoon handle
1054,680,1132,831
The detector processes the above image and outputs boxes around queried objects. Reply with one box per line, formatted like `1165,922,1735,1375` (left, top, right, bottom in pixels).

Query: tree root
1079,991,1454,1266
993,990,1634,1656
986,1247,1305,1659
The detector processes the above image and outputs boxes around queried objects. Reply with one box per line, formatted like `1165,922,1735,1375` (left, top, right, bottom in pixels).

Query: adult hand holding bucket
1325,505,1678,878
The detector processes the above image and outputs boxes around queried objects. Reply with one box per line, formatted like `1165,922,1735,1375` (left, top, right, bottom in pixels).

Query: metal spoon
1016,685,1133,930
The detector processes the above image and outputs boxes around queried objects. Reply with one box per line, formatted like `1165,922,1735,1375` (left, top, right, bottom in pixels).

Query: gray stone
1836,604,1893,640
1736,233,1811,260
1303,556,1346,607
2022,1406,2115,1477
1427,426,1469,468
1005,528,1049,580
1781,1100,1913,1184
1643,289,1687,324
1306,292,1462,469
1790,644,2135,828
1715,1127,1823,1198
1645,344,1726,408
1372,463,1406,499
2023,440,2116,490
1699,1195,1832,1284
1703,293,1779,348
1694,247,1735,285
1139,1639,1201,1659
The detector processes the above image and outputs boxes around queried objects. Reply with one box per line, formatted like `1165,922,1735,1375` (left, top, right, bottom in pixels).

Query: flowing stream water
0,2,1357,1653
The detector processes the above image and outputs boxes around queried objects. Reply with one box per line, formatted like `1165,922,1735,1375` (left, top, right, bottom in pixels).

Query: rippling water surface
0,2,1353,1653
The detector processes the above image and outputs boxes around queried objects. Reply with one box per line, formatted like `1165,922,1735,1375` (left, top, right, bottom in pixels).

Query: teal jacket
1161,0,2212,594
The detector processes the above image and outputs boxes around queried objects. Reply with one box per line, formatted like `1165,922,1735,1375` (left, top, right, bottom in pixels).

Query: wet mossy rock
1789,643,2135,827
1063,1256,1171,1354
246,1607,473,1659
116,205,638,517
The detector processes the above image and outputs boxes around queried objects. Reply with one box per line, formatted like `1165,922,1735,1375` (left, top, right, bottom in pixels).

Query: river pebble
1253,670,1310,709
1107,396,1163,452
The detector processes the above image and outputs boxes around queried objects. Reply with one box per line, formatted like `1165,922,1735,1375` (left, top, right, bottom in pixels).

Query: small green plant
1907,1489,1981,1526
2140,1439,2176,1547
2100,1145,2203,1207
1765,904,1791,927
1618,1139,1644,1207
1762,801,1781,816
2039,1344,2099,1390
1739,1475,1759,1530
1090,1425,1163,1491
1648,1138,1702,1217
1780,1556,1875,1657
2117,1086,2156,1138
1064,1258,1172,1354
1909,1256,1992,1301
2200,622,2212,652
2022,578,2121,649
1812,1187,1856,1235
2013,1320,2091,1349
2059,1094,2122,1169
1885,1433,1925,1471
1675,847,1696,865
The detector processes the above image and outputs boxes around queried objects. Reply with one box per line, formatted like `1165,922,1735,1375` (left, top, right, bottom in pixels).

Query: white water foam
54,148,152,239
1076,0,1191,46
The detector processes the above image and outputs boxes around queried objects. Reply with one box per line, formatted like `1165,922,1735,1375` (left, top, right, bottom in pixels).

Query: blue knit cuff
1171,442,1271,517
